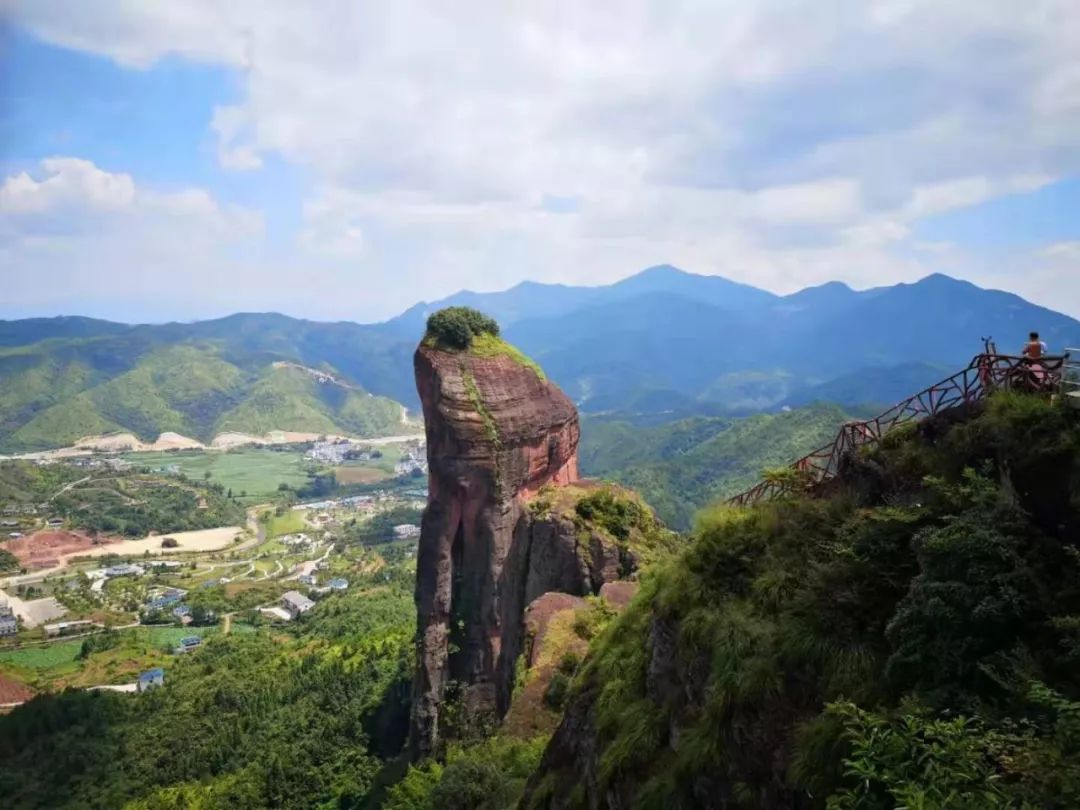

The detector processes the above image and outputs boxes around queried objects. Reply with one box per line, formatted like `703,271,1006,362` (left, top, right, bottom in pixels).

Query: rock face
410,344,593,758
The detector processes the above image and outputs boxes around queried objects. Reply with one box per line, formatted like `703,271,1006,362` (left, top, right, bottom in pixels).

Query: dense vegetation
55,477,243,537
342,504,425,544
0,458,96,501
528,393,1080,807
0,460,244,537
580,404,850,530
385,737,547,810
0,340,407,452
0,549,416,809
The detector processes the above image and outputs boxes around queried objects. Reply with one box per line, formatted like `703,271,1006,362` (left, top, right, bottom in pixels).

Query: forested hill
579,403,851,530
4,268,1079,450
523,392,1080,807
0,338,409,452
0,545,417,809
369,392,1080,807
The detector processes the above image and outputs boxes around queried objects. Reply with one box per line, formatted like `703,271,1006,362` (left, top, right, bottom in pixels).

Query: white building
281,590,315,618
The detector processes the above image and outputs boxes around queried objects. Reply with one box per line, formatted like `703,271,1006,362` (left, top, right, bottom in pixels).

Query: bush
425,307,500,350
557,650,581,675
384,737,547,810
826,701,1010,810
0,549,19,573
544,671,571,710
572,596,616,641
575,487,650,542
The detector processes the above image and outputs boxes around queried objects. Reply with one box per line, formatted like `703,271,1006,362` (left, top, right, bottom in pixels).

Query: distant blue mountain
2,267,1078,440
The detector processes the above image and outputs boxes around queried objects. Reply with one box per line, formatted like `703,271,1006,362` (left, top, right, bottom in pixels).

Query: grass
122,448,314,503
0,626,228,691
141,626,215,647
264,509,308,538
0,640,83,671
468,333,546,380
462,368,501,447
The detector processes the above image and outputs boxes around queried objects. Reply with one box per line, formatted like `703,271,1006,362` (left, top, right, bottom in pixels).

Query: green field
0,640,83,671
0,625,233,693
122,448,314,503
140,625,216,648
263,509,308,538
0,627,220,674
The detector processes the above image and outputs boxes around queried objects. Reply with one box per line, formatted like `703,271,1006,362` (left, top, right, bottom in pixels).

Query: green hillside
580,404,850,530
0,545,416,809
216,364,404,437
524,392,1080,808
0,338,409,452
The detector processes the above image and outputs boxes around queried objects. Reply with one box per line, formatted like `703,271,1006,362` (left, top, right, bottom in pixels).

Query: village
0,448,426,707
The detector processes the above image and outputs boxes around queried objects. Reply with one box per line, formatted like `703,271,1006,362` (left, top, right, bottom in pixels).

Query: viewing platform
730,350,1073,508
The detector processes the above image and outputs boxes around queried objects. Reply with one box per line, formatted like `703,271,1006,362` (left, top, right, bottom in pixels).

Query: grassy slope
216,365,404,437
1,339,409,451
580,404,850,530
531,393,1080,808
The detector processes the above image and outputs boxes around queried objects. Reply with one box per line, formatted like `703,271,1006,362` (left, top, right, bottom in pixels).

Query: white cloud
0,157,135,213
1039,241,1080,260
747,179,862,225
6,0,1080,318
210,107,263,171
0,157,266,318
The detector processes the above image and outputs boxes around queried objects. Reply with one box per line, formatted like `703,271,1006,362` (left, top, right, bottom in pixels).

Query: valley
7,3,1080,806
0,434,427,678
2,285,1080,809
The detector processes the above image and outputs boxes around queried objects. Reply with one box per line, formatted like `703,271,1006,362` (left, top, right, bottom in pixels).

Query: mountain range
1,266,1077,452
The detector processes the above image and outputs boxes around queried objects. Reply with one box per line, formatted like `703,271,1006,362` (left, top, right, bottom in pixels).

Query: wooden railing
727,353,1069,507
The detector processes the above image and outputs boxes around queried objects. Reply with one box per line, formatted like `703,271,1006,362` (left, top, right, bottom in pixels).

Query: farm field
0,640,83,671
332,465,390,485
263,509,308,538
121,448,313,503
0,625,234,691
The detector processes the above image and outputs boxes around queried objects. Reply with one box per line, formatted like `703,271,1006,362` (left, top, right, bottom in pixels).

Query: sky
1,0,1079,324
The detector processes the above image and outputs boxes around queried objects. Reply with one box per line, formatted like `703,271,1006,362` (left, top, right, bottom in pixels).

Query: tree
424,307,500,350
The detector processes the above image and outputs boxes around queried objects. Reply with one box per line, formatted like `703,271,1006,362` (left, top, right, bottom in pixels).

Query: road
285,543,333,580
47,475,91,502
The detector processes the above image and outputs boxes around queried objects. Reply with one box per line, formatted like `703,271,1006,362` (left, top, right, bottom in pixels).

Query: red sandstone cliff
409,344,591,758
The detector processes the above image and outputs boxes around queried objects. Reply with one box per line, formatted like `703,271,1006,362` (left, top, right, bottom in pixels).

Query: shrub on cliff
384,736,546,810
425,306,500,350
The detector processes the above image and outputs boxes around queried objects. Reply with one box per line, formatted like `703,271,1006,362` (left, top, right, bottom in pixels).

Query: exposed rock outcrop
409,339,668,759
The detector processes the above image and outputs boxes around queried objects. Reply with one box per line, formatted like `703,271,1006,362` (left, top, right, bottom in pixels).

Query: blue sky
2,1,1079,322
